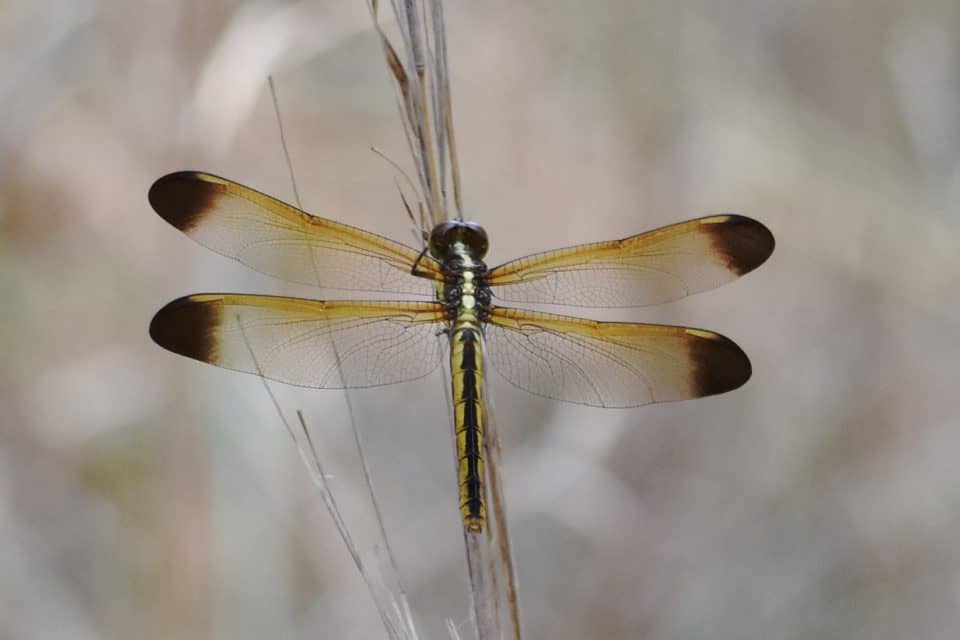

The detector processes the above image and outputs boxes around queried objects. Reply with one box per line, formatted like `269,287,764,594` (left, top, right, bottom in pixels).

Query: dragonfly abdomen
451,324,486,532
433,227,493,533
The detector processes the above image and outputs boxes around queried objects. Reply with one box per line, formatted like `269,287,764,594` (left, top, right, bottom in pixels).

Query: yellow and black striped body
428,221,493,532
445,256,491,532
450,314,486,531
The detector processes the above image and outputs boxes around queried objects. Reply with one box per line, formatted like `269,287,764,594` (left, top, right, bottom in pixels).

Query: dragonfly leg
410,245,432,278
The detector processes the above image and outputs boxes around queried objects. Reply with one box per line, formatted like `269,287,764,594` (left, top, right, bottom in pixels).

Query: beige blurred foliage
2,1,959,639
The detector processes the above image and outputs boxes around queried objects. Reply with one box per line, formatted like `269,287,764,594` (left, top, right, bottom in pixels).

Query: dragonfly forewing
150,172,444,296
487,215,774,308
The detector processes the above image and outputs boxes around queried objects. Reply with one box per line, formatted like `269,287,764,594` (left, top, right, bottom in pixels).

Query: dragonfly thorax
440,258,491,319
430,221,492,321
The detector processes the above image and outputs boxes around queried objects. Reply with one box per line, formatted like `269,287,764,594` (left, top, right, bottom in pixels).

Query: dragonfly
149,171,774,532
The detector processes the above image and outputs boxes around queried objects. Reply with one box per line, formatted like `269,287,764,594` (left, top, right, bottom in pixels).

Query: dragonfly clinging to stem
149,171,774,532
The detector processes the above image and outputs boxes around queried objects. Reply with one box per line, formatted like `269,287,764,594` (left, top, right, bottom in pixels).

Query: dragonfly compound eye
428,221,489,260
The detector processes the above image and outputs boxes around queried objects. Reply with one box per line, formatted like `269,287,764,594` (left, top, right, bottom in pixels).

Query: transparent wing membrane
149,172,442,295
150,294,447,389
149,174,769,407
487,215,774,307
485,306,751,408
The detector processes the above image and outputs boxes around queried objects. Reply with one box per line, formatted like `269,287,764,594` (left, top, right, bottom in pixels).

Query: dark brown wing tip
149,295,222,364
707,215,775,276
687,329,753,397
148,171,222,233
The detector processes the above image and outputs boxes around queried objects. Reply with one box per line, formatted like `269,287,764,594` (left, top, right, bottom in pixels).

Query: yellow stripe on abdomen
450,324,486,532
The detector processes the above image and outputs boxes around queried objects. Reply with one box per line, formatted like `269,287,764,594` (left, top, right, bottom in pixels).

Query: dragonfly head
428,220,489,261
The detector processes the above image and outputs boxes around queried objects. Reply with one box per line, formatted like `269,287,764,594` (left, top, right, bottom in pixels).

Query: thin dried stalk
244,322,422,639
429,0,464,216
267,80,421,640
367,0,466,233
368,3,523,638
239,339,422,638
481,386,523,639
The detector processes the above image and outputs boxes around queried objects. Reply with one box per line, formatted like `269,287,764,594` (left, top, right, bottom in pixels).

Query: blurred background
2,1,959,638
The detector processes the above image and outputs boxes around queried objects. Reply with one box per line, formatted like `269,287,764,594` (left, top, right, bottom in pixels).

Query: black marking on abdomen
454,327,485,530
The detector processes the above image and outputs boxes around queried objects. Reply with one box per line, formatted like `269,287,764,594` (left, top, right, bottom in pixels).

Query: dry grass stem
264,80,421,639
